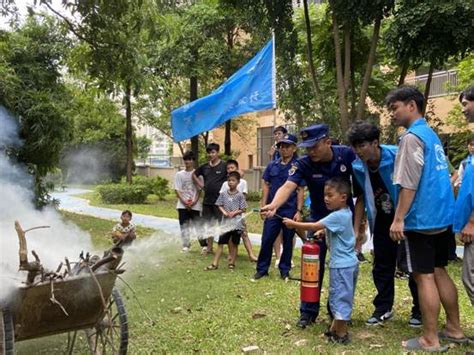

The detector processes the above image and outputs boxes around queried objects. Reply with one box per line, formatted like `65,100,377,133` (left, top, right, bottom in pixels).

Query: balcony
405,70,458,98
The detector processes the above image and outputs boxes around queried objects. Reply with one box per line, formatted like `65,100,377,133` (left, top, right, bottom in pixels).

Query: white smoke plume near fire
0,106,94,302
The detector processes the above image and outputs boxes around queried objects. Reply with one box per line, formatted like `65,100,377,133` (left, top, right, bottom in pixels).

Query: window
257,126,274,167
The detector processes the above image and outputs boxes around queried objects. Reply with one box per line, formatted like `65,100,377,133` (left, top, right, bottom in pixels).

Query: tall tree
42,0,161,183
386,0,474,114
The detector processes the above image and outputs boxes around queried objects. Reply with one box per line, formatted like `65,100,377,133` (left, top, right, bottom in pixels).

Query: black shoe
296,316,314,329
280,273,290,281
253,272,268,280
357,252,368,263
328,332,351,345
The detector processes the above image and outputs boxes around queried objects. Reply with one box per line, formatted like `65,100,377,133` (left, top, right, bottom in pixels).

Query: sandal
438,330,469,344
204,264,218,271
228,264,235,270
402,337,449,352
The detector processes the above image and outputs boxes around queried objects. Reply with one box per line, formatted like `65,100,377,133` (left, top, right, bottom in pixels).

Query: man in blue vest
348,121,421,327
255,133,304,280
386,86,466,352
261,124,360,328
454,85,474,308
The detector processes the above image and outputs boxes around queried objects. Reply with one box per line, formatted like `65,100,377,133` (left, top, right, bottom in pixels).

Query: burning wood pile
14,220,125,287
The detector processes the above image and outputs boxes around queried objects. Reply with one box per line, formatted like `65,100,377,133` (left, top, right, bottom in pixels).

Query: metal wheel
0,308,15,355
86,288,128,355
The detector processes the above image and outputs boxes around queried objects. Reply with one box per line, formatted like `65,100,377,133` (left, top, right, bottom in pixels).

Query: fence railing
405,70,458,98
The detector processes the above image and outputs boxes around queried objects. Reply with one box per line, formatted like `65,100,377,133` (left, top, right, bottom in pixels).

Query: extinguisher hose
287,277,319,283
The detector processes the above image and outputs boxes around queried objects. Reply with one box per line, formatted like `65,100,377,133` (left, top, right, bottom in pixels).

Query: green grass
15,213,474,354
77,190,265,234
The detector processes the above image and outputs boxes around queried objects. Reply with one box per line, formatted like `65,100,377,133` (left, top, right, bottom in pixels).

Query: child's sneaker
328,333,350,345
181,247,190,253
408,314,422,327
366,310,393,326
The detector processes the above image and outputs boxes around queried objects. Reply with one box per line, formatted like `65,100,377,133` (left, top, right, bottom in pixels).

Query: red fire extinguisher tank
300,239,320,302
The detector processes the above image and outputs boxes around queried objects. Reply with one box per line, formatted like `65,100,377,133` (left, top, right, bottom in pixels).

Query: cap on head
276,133,298,147
298,124,329,148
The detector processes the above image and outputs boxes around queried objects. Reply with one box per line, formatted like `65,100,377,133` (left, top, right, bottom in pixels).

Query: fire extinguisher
300,236,320,303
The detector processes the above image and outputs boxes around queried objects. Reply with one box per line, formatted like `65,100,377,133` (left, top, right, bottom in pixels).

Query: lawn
15,212,474,354
77,190,265,234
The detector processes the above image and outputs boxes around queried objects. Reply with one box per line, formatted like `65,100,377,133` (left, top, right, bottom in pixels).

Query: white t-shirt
219,178,248,195
174,170,202,211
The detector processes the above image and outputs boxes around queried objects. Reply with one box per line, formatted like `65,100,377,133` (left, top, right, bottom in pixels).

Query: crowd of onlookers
114,85,474,351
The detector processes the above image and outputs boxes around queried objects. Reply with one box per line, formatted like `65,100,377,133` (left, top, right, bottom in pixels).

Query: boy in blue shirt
283,177,358,345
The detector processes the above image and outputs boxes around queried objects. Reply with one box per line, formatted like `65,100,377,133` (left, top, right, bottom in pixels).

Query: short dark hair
206,143,220,152
325,177,351,197
182,151,195,161
273,125,288,134
347,121,380,146
385,86,424,114
460,86,474,102
227,171,241,181
468,133,474,144
226,159,239,168
121,210,132,218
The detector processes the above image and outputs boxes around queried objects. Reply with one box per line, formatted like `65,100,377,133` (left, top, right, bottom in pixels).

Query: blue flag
171,39,276,142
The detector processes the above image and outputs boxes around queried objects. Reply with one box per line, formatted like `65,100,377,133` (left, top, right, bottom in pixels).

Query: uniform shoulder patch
288,164,297,176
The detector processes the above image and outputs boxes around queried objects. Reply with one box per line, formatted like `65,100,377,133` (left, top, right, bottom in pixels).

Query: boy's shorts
218,230,241,245
329,265,359,321
404,229,449,274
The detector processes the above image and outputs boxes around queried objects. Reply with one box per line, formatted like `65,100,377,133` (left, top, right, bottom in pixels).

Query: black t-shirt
195,160,227,205
369,170,395,233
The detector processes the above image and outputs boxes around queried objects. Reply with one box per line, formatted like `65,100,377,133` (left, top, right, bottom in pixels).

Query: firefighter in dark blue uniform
254,134,304,280
262,124,361,328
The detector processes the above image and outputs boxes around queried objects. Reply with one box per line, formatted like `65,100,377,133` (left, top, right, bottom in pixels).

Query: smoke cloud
0,106,94,302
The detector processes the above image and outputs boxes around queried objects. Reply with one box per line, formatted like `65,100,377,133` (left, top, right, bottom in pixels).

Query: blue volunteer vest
453,162,474,232
402,118,454,230
352,145,398,234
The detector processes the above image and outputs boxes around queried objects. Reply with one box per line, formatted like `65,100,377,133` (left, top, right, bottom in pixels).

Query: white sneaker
181,247,190,253
291,260,295,268
274,259,280,268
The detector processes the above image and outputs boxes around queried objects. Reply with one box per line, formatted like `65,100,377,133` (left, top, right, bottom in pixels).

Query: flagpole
272,30,277,128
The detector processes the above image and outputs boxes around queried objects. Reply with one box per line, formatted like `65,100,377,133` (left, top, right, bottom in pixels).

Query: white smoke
0,106,94,302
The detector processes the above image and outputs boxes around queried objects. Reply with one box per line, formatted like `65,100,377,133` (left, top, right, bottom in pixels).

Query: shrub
129,175,170,200
97,183,149,204
246,191,261,202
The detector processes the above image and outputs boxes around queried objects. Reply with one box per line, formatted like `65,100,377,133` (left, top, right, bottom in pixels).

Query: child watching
205,171,247,270
174,151,202,252
283,177,358,345
220,159,257,262
112,210,137,247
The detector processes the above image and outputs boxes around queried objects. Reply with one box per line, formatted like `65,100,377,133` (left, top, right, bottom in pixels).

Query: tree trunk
125,82,133,184
303,0,326,119
355,15,382,121
329,2,349,132
225,120,231,156
422,63,434,116
398,61,409,86
343,24,351,93
224,29,235,157
350,61,357,120
190,76,199,167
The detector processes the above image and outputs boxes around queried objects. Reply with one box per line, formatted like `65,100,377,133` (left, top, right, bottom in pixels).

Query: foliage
136,136,152,160
0,15,73,207
246,191,261,202
385,0,474,69
97,183,150,204
124,175,171,200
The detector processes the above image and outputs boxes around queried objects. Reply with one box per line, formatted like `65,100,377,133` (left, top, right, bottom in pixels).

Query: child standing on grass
283,177,358,344
175,151,202,252
205,171,247,271
219,159,257,262
112,210,137,247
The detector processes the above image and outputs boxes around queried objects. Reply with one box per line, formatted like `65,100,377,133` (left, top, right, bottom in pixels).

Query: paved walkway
53,188,464,256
